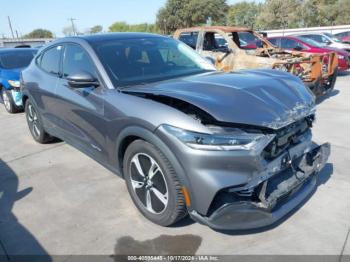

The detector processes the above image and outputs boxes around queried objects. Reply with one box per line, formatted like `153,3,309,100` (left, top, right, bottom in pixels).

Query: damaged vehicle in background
0,48,37,113
268,35,350,73
296,32,350,52
21,33,330,230
334,31,350,44
174,26,338,96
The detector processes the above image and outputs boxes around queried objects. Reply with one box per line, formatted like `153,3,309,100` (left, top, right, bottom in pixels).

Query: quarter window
39,46,62,75
62,44,97,78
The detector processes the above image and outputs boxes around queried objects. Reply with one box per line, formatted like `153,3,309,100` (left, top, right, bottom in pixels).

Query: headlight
338,55,345,59
8,80,20,88
163,125,275,151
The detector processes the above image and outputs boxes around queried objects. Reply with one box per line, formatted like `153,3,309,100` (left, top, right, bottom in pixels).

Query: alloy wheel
2,91,11,111
27,103,41,138
129,153,169,214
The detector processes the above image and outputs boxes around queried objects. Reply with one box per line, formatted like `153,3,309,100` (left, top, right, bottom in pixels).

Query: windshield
324,33,341,43
296,37,324,48
93,37,216,87
0,50,37,69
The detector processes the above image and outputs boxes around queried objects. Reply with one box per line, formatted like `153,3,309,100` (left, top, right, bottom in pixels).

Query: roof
72,32,164,43
175,26,252,33
291,32,326,36
0,48,37,53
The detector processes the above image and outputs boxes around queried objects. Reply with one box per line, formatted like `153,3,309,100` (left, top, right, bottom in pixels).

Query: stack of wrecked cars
174,26,338,96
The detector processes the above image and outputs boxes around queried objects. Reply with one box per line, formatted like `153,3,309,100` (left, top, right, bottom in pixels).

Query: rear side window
62,44,97,78
268,38,280,47
281,38,298,49
39,46,62,75
178,32,198,49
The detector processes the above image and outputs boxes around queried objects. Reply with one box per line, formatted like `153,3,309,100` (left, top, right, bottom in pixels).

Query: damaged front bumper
189,143,331,230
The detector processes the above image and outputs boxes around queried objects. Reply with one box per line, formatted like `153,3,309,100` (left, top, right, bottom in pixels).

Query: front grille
262,116,314,160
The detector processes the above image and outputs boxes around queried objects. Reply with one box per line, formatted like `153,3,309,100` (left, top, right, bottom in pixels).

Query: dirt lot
0,72,349,260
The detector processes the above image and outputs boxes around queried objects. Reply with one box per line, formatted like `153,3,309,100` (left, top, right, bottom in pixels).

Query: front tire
25,99,53,144
123,140,187,226
1,90,20,114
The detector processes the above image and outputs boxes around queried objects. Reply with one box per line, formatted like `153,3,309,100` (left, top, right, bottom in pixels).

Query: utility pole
7,16,15,39
68,18,77,36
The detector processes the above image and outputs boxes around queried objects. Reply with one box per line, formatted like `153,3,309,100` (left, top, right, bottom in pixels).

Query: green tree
109,22,130,32
156,0,229,34
227,2,262,29
90,25,103,34
109,22,158,33
24,28,53,38
257,0,302,29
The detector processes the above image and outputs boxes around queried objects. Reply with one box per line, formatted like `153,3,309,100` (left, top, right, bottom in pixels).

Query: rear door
54,43,106,161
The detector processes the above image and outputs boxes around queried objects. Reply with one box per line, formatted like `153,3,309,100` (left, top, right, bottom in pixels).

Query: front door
54,43,106,161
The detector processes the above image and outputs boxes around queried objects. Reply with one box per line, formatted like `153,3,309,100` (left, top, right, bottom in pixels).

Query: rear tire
1,89,20,114
123,140,187,226
25,99,54,144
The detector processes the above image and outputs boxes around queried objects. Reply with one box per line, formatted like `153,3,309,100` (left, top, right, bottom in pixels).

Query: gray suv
21,33,330,230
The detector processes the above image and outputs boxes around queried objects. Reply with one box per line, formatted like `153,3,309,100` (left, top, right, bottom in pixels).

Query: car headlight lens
163,125,275,151
8,80,21,88
338,55,345,59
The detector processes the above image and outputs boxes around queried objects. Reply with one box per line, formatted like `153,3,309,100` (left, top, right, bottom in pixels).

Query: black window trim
36,44,64,77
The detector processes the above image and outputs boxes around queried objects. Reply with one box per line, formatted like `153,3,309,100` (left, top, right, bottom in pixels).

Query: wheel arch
22,94,29,107
115,126,191,192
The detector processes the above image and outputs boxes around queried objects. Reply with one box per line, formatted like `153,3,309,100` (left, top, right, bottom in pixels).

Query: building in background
265,24,350,37
0,38,53,48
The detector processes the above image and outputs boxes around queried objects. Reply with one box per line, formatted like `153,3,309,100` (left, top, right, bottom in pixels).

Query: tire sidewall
123,140,181,226
25,99,47,143
2,89,16,113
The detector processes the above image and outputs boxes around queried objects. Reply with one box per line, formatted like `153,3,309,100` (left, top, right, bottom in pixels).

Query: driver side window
62,44,97,78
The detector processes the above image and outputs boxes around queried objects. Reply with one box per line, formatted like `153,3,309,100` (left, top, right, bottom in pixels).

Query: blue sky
0,0,262,37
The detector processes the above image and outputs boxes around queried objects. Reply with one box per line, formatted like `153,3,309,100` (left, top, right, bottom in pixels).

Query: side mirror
293,46,303,51
67,71,99,88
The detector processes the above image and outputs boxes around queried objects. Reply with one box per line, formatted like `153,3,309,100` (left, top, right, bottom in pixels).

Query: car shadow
212,163,333,235
338,70,350,77
0,159,52,261
316,89,340,104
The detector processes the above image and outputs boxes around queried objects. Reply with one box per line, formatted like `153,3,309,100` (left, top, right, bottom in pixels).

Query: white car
295,33,350,52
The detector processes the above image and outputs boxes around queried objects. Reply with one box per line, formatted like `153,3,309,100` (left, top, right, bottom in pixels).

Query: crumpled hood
124,69,315,130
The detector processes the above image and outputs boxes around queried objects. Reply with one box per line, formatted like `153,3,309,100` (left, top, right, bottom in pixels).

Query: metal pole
7,16,15,38
69,18,77,36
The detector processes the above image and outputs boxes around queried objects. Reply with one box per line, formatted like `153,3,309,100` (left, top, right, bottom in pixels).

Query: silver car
21,33,330,230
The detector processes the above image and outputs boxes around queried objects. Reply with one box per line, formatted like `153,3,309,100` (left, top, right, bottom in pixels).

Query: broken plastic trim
231,143,330,211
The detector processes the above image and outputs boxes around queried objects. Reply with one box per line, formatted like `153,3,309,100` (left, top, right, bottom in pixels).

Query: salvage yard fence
265,24,350,37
